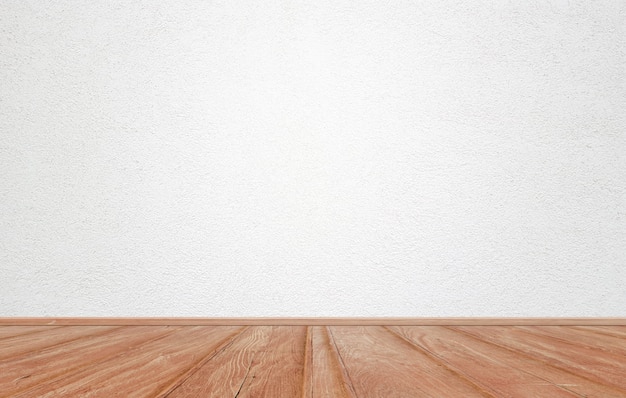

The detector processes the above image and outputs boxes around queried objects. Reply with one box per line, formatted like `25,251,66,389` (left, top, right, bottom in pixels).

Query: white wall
1,1,625,317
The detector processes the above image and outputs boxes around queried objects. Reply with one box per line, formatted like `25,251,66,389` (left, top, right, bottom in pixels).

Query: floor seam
158,326,251,398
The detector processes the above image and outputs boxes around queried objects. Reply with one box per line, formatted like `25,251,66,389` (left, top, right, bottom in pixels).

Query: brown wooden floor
1,325,625,397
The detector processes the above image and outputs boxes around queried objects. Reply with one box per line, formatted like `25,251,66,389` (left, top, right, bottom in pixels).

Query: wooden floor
1,325,625,397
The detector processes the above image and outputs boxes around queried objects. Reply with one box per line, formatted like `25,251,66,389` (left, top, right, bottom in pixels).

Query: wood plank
15,326,244,398
305,326,356,398
0,326,60,340
165,326,272,397
516,326,626,357
452,326,626,391
328,326,493,397
388,326,574,397
391,326,626,398
169,326,307,397
303,326,314,397
0,325,119,361
571,325,626,339
231,326,308,397
0,326,177,397
0,325,624,397
1,317,625,326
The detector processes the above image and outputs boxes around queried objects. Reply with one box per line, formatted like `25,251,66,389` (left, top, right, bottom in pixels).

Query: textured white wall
1,1,625,317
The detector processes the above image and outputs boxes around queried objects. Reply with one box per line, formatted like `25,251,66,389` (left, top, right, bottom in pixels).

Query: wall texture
1,1,625,317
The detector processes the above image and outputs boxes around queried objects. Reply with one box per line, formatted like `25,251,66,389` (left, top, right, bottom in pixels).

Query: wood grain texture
0,326,119,362
329,326,493,397
230,326,308,397
165,326,270,397
14,326,243,398
1,325,624,397
571,325,626,339
0,326,177,397
452,326,626,391
0,326,60,340
2,317,626,325
167,326,309,397
387,326,576,397
305,326,356,398
391,326,626,398
516,325,626,357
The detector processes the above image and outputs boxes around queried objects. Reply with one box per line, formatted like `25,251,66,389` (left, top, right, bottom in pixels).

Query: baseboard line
1,317,625,326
